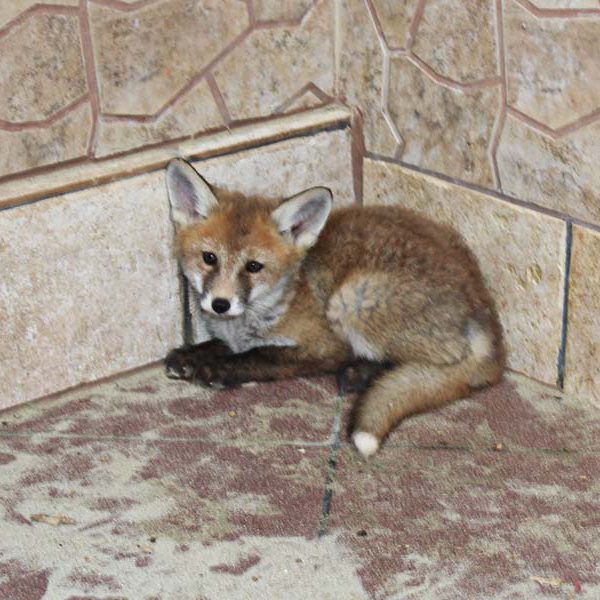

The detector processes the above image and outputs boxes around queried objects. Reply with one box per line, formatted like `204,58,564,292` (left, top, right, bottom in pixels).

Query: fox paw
192,364,230,390
165,347,196,380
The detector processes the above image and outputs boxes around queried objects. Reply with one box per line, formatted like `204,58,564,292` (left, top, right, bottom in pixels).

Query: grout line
514,0,600,18
79,0,102,157
0,95,89,131
318,392,344,537
557,221,573,389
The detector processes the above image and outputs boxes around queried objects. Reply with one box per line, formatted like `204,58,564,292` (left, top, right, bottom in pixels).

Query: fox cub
164,159,505,457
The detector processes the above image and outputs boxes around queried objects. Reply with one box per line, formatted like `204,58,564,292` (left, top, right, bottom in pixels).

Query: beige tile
412,0,498,82
565,226,600,405
0,1,79,28
95,79,225,158
370,0,419,49
504,0,600,129
213,0,333,121
388,58,500,186
253,0,314,21
193,128,355,205
0,13,86,122
497,114,600,226
0,173,181,408
338,0,399,156
363,158,566,384
0,102,92,176
89,0,249,115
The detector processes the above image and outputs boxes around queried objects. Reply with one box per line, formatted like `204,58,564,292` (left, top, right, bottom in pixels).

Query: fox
163,158,506,458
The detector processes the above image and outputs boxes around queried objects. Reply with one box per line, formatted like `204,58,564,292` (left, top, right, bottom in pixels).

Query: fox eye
246,260,264,273
203,251,217,266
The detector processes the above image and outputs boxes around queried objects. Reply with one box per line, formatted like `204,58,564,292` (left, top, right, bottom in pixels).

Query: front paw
193,364,231,390
165,347,197,380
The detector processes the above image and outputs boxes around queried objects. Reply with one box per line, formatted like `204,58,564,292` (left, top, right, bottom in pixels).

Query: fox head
166,158,332,319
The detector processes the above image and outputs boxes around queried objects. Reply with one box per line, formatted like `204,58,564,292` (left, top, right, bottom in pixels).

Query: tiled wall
0,0,598,405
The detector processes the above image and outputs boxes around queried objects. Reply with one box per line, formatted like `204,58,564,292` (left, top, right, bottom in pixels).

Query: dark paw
336,361,392,395
193,364,230,390
165,347,198,380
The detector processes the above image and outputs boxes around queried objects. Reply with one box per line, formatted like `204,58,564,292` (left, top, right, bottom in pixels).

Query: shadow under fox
164,159,506,457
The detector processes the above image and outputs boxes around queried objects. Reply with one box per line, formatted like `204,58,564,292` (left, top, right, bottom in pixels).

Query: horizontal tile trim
0,105,351,211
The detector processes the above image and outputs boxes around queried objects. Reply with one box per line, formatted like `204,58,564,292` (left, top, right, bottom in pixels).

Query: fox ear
166,158,218,226
272,187,333,248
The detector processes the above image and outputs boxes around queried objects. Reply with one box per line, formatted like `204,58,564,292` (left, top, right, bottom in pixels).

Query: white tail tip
352,431,379,458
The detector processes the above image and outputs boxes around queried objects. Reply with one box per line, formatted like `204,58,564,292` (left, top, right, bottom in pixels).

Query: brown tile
329,445,600,599
253,0,314,21
89,0,249,115
388,58,500,186
213,0,333,120
363,159,567,384
412,0,498,82
0,1,78,29
0,101,92,176
565,226,600,405
0,173,181,408
338,0,400,156
497,115,600,226
0,366,339,444
504,0,600,129
370,0,419,49
0,13,86,122
95,79,225,158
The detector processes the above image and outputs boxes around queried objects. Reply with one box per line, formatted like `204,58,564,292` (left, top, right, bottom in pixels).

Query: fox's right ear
166,158,218,227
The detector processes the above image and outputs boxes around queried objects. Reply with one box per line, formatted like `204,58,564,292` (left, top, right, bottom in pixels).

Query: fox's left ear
166,158,218,227
272,187,332,248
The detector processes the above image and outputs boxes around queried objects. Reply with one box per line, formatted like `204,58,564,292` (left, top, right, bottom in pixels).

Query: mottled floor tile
0,435,337,598
0,366,339,445
329,446,600,599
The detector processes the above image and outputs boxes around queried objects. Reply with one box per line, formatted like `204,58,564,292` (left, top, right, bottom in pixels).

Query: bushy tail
352,319,504,459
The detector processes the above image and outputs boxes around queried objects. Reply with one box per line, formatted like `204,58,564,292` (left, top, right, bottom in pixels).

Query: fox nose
211,298,231,314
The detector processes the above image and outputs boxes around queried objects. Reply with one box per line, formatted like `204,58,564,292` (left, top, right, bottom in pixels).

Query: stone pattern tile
371,0,420,49
565,226,600,405
336,0,600,228
0,0,338,176
0,102,93,175
0,172,181,408
213,0,334,121
0,1,78,29
388,59,500,187
94,79,225,158
363,158,566,385
504,0,600,130
0,12,87,123
497,115,600,227
412,0,498,82
1,364,599,598
89,0,249,116
253,0,315,21
338,0,400,156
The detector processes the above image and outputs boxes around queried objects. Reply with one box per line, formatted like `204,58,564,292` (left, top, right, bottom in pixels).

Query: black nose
212,298,231,314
